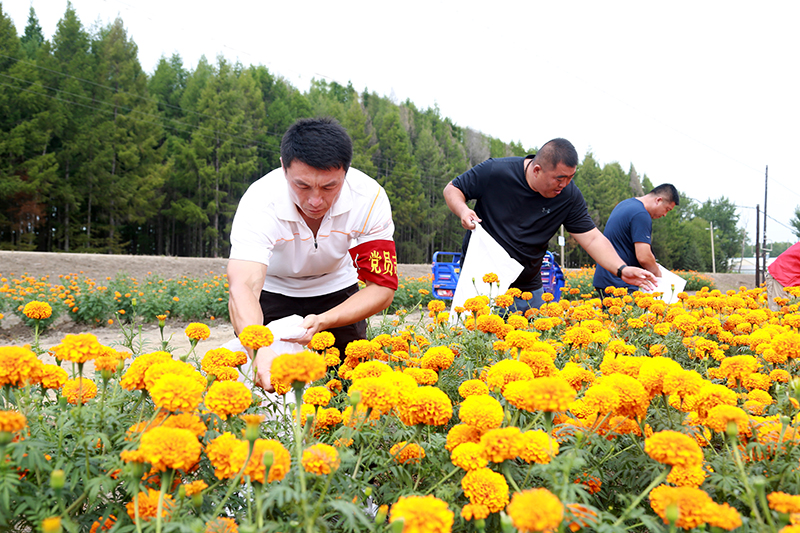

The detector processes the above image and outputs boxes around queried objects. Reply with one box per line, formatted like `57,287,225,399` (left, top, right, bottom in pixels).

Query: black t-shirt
452,156,595,291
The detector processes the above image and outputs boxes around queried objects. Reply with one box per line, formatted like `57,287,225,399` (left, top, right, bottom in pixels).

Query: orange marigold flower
89,515,116,532
308,331,336,351
461,467,509,513
482,272,499,284
62,377,98,405
421,346,456,372
238,325,274,350
126,488,174,522
403,367,439,385
201,348,244,374
301,442,340,475
644,430,704,468
0,410,27,433
144,359,206,391
503,376,575,412
350,376,398,414
518,429,559,464
247,439,291,483
427,299,446,314
767,492,800,514
40,364,68,389
389,495,454,533
205,381,252,420
541,292,555,303
598,373,650,419
325,379,343,392
120,351,173,391
185,322,211,341
52,333,103,364
506,488,563,533
649,484,713,530
390,441,426,464
303,386,332,406
446,424,482,452
396,386,453,426
270,351,326,390
150,374,205,413
205,433,245,480
183,480,208,497
451,442,487,471
162,413,207,438
494,294,514,308
458,394,504,432
703,404,751,436
458,379,489,398
667,463,708,487
23,300,52,319
206,517,238,533
480,427,522,462
486,359,533,392
138,426,202,472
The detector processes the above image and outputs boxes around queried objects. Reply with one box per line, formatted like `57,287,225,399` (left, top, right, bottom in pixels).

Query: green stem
611,470,667,528
426,466,462,495
292,384,311,533
155,472,171,533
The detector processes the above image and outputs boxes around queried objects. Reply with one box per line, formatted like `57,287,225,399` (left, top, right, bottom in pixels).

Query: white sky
7,0,800,246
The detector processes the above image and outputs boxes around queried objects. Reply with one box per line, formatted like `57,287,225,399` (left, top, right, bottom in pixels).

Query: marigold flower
206,517,238,532
446,424,482,452
597,373,650,419
23,300,52,319
42,517,61,533
649,484,713,529
183,480,208,497
703,404,751,436
506,488,564,533
518,429,559,464
421,346,455,372
0,410,27,433
308,331,335,351
344,339,379,361
144,359,206,391
303,386,332,406
667,463,708,487
126,488,174,521
482,272,499,284
40,364,67,389
767,492,800,514
494,294,514,308
138,426,202,472
644,430,704,468
403,367,439,385
485,359,533,392
238,324,274,350
459,394,504,432
427,299,446,314
300,442,340,475
638,357,683,397
350,376,398,414
162,413,207,438
121,351,173,391
694,382,738,419
62,377,98,404
150,373,205,413
451,442,487,470
52,333,104,364
458,379,489,398
185,322,211,341
389,495,454,533
270,351,326,390
390,441,426,464
205,381,253,420
461,467,509,513
89,515,116,532
461,503,490,521
350,360,392,380
201,348,245,374
503,376,575,412
396,386,453,426
480,427,522,462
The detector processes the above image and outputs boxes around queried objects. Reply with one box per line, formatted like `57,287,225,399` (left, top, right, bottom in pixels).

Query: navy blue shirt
593,197,652,290
452,156,595,291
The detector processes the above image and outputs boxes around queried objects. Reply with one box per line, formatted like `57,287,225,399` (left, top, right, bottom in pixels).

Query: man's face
530,162,577,198
283,159,346,221
651,198,676,219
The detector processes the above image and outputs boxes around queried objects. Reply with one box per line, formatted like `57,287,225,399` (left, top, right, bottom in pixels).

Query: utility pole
707,221,716,274
755,204,761,286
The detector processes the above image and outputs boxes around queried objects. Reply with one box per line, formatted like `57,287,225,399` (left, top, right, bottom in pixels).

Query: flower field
2,268,800,533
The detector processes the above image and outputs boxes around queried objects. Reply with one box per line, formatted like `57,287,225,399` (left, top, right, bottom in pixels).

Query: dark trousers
259,283,366,356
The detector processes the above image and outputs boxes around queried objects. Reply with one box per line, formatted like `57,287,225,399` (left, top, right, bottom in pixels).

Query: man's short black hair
649,183,680,206
280,117,353,172
533,138,579,170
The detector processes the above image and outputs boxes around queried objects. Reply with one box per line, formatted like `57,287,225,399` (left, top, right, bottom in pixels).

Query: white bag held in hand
449,224,523,324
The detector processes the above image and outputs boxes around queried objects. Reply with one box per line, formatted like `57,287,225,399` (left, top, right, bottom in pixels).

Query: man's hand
459,210,482,230
443,182,481,230
621,266,657,292
252,346,279,393
283,314,318,346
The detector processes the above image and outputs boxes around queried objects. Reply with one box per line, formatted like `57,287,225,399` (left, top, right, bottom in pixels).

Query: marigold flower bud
50,469,65,490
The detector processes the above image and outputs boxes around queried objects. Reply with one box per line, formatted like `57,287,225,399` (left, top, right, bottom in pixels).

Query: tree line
1,4,761,271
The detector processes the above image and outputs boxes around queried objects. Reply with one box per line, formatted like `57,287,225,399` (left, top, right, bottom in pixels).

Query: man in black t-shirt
443,138,656,311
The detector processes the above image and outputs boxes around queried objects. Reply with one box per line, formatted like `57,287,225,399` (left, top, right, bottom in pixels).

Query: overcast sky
7,0,800,247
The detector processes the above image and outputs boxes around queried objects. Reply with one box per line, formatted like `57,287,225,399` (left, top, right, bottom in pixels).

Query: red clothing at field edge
768,242,800,287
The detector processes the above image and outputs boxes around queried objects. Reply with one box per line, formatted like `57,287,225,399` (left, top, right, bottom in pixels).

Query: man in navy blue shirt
444,138,657,311
593,184,679,297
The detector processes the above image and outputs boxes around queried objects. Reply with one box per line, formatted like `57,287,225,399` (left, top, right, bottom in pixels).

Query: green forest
0,4,777,270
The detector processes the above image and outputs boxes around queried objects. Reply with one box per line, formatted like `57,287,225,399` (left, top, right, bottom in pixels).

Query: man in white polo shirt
228,117,398,391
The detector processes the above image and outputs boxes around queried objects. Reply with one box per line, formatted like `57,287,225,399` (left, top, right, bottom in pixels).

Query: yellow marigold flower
649,344,667,357
598,373,650,419
126,488,174,522
145,359,206,391
662,369,704,400
150,373,205,413
138,426,201,472
396,386,453,426
559,362,595,390
162,413,207,438
503,376,575,412
403,367,439,385
458,379,489,398
204,432,244,480
390,441,426,464
302,443,341,475
638,357,683,397
205,381,252,420
482,272,499,284
427,299,446,314
389,495,454,533
494,294,514,308
459,394,504,431
303,386,332,406
485,359,533,392
519,350,558,378
461,467,509,513
244,438,291,483
717,354,759,385
350,376,398,414
704,404,751,436
694,382,738,419
270,351,326,389
23,300,52,319
206,366,239,381
41,517,61,533
541,292,555,303
313,407,342,432
0,410,27,433
653,322,671,336
52,333,103,364
120,351,173,391
308,331,335,351
480,427,522,463
582,384,620,414
62,377,98,405
649,484,713,530
344,338,380,361
667,463,708,487
767,492,800,514
421,346,456,372
451,441,487,471
238,325,274,350
506,488,564,533
350,360,392,379
201,348,245,374
446,424,482,452
476,314,505,335
185,322,211,341
644,430,704,468
518,429,559,464
40,364,68,389
506,314,528,330
206,517,238,533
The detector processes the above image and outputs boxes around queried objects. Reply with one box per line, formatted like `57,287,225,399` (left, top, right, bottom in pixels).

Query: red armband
348,240,399,291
